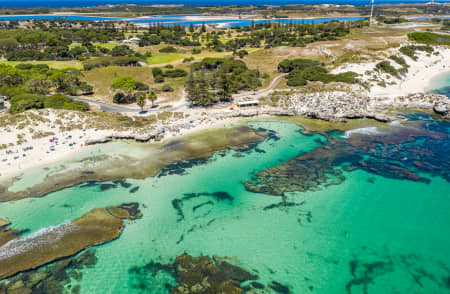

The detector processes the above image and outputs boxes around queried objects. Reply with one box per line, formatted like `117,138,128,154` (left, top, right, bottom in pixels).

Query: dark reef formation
129,253,293,294
345,246,450,294
245,114,449,196
0,249,98,294
171,192,233,222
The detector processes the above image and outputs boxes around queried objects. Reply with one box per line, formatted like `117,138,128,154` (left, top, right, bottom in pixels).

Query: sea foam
0,221,74,261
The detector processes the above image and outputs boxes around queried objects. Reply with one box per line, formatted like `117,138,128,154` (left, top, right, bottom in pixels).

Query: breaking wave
0,221,74,261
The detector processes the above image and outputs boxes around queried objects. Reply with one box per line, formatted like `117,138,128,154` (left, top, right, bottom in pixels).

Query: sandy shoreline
332,46,450,98
0,110,240,181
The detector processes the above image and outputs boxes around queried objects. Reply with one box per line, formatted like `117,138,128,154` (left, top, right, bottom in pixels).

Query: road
71,73,287,113
232,73,287,99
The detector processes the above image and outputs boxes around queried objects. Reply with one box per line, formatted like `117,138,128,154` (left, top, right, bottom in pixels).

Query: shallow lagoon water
0,118,449,293
0,15,365,27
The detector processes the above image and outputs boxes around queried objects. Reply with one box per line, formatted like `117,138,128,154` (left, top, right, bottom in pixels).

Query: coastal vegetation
185,57,261,105
111,76,149,104
10,93,88,114
407,32,450,46
399,45,434,61
0,63,91,113
278,58,359,86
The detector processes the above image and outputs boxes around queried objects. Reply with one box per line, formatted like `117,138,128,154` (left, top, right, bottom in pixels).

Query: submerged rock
106,202,143,220
129,254,262,293
0,219,9,229
245,118,448,195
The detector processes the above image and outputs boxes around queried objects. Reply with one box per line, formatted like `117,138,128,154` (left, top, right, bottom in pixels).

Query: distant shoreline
0,0,450,9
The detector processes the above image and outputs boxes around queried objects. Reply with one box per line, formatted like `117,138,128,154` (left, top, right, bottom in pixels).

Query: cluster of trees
110,76,158,110
137,24,200,47
278,58,358,86
0,25,126,61
442,20,450,32
185,57,261,106
0,63,92,96
0,63,92,113
399,45,434,61
376,16,407,24
221,20,367,50
152,67,188,83
130,19,367,54
111,76,149,104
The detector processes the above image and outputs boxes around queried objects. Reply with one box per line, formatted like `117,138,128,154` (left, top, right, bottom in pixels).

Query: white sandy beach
0,108,240,181
332,46,450,98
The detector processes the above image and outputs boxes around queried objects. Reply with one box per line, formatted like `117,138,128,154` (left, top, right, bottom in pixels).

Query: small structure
237,100,259,107
123,37,141,45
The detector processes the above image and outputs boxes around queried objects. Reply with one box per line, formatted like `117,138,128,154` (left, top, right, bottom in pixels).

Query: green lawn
146,54,186,64
93,42,120,50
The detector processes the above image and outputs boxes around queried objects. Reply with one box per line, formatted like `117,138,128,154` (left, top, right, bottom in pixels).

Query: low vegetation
375,61,399,78
399,45,434,61
278,58,358,86
407,32,450,46
83,56,144,70
10,93,88,114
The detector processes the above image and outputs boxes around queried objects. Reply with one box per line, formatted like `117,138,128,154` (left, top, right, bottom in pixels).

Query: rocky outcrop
433,100,450,117
0,249,99,294
283,91,448,121
85,131,162,145
106,202,142,220
0,203,141,280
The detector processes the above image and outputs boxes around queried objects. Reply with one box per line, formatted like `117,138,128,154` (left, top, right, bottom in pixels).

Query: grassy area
82,65,187,104
146,54,186,64
408,32,450,46
93,42,120,50
0,60,83,70
146,49,254,65
83,66,157,100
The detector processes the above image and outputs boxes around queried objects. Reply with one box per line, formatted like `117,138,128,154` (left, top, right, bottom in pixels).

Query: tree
148,90,157,106
136,93,146,112
111,76,148,104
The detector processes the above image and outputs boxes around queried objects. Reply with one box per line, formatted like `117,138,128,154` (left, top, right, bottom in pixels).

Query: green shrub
164,68,188,78
399,45,433,61
389,55,408,67
278,58,320,73
111,45,134,57
9,93,45,114
286,70,307,86
154,75,165,83
159,46,177,53
113,92,126,104
43,94,88,111
161,84,174,92
280,59,358,86
152,67,163,77
375,61,399,78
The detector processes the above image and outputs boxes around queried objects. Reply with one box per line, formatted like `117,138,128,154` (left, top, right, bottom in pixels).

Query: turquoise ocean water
0,114,449,293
